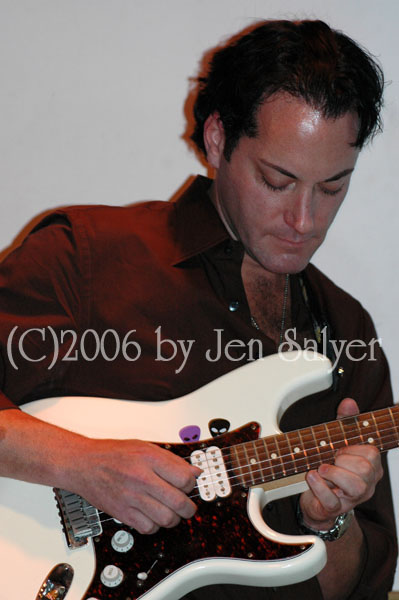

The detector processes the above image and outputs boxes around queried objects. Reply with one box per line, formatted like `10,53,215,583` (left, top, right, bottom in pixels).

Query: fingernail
307,471,317,484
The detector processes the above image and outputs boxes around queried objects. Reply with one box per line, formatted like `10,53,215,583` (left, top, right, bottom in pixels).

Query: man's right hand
0,410,201,535
74,438,201,534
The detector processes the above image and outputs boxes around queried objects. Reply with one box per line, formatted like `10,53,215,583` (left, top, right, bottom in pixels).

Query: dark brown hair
191,20,384,159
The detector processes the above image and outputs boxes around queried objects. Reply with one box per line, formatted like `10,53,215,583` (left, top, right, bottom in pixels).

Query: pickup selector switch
100,565,124,587
111,529,134,552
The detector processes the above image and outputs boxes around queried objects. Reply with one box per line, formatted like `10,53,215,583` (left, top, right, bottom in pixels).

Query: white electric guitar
0,350,398,600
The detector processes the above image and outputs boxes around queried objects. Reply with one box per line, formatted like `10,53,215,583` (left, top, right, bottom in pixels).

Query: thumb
336,397,359,419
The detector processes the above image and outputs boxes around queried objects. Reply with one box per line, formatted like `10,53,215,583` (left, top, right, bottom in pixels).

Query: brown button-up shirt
0,175,396,598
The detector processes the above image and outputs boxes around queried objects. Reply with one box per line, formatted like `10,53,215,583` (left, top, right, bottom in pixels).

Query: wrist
296,500,354,542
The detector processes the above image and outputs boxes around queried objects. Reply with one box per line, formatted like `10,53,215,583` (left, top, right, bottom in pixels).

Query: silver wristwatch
296,502,354,542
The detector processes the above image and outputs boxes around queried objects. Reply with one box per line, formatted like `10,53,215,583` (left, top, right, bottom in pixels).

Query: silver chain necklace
250,273,290,345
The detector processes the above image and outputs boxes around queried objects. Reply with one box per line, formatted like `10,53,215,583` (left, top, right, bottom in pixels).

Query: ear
203,112,225,169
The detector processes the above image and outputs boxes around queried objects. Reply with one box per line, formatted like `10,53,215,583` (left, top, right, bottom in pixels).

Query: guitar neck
230,405,399,488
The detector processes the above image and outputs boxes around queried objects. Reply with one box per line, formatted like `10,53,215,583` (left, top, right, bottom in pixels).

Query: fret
250,440,262,483
285,430,308,474
388,406,399,449
322,422,336,451
261,437,275,481
245,439,264,486
253,438,269,483
375,408,397,451
337,419,347,446
275,434,290,477
370,412,383,448
341,415,362,447
353,411,381,448
263,435,285,480
325,419,347,451
229,406,399,490
242,442,256,487
311,423,335,465
231,444,249,487
389,406,399,436
306,426,322,469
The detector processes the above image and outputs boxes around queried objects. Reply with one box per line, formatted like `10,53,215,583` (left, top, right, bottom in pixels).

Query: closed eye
319,184,344,197
261,176,287,192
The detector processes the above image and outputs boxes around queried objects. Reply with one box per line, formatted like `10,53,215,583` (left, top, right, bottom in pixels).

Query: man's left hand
299,397,383,531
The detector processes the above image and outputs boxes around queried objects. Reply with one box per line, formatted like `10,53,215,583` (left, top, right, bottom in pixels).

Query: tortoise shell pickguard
82,423,310,599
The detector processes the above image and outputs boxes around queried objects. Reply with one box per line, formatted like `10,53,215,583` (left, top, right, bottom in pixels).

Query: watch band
296,501,354,542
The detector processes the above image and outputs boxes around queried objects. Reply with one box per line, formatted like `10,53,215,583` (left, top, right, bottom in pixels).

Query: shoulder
27,200,177,261
33,200,174,238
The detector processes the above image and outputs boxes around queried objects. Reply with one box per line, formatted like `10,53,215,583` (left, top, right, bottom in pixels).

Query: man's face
206,93,360,275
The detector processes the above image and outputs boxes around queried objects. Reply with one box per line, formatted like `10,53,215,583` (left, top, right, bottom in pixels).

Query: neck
229,405,399,488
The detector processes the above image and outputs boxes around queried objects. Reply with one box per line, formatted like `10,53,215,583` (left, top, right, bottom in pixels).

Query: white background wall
0,0,398,588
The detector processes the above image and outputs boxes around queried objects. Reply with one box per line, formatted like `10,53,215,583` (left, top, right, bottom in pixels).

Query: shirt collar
171,175,230,265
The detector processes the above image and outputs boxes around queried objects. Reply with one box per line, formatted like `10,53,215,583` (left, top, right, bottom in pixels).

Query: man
0,18,396,600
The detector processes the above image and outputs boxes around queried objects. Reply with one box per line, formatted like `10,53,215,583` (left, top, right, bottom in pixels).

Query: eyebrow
259,160,354,183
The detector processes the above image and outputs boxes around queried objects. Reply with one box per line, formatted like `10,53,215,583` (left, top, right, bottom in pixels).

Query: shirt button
229,300,240,312
224,243,233,255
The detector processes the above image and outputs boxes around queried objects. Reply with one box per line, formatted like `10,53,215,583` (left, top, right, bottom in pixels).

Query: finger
336,397,359,418
127,481,195,528
138,494,183,529
154,455,201,494
146,443,201,488
336,453,382,489
156,464,200,496
335,443,381,466
155,485,198,520
122,506,160,535
334,445,383,486
305,470,342,518
318,462,368,498
139,470,198,520
179,465,203,494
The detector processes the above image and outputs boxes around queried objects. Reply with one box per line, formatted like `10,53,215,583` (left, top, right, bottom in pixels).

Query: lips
276,236,310,247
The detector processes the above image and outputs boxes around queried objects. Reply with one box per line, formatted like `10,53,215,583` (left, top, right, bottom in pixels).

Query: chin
282,248,318,274
265,255,311,275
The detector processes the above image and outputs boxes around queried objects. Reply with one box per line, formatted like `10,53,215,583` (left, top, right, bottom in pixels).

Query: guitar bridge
54,488,102,549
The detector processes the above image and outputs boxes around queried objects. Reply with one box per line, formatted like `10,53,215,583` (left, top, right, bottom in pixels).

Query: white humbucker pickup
191,446,231,502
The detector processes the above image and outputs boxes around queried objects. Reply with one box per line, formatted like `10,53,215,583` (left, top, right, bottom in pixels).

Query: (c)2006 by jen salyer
0,350,398,600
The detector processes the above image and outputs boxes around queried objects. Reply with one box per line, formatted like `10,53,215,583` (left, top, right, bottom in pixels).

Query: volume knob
100,565,124,587
111,529,134,552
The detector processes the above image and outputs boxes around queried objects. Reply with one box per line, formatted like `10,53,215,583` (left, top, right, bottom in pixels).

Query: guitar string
183,423,398,499
219,418,397,468
175,408,397,464
92,445,393,524
224,422,397,476
76,409,398,522
93,419,398,517
179,415,398,474
90,426,396,522
187,438,395,501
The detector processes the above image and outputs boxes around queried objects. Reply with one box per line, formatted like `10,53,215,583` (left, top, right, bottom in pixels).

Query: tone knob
100,565,124,587
111,529,134,552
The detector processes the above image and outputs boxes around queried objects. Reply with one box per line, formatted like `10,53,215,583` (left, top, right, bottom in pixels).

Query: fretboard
230,405,399,488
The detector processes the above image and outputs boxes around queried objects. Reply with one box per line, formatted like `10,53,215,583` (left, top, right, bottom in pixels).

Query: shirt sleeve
308,266,398,598
275,280,398,598
346,333,398,599
0,213,87,408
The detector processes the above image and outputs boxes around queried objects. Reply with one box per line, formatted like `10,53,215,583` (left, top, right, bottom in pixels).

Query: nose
283,189,314,235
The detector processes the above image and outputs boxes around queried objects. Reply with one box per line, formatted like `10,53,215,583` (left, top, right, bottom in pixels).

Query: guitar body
0,351,332,599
